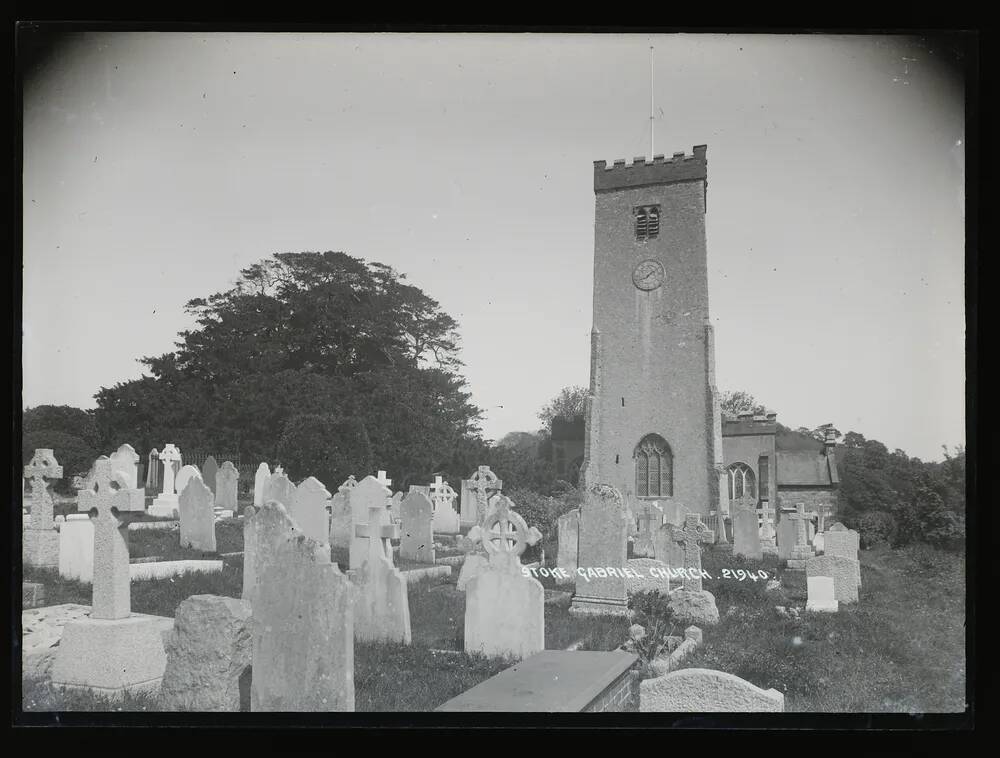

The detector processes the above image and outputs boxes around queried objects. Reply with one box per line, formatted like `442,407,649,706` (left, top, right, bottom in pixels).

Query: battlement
722,409,777,437
594,145,707,193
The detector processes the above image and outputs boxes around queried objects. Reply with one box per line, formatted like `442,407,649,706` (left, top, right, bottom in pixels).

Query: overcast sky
22,32,965,462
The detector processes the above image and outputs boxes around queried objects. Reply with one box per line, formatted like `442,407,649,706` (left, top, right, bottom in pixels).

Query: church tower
579,146,724,518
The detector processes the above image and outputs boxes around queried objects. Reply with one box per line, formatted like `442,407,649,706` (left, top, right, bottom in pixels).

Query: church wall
776,487,838,517
722,432,777,506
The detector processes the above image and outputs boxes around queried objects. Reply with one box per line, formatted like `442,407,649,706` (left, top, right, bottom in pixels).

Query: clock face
633,259,665,291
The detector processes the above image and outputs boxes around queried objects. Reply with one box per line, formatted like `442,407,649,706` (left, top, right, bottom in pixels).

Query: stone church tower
579,146,725,518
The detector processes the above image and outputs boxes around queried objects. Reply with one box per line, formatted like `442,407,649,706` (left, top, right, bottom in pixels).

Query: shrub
22,430,99,494
852,511,897,548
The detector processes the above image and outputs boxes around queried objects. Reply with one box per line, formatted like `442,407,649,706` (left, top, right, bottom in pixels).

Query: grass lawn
678,543,966,712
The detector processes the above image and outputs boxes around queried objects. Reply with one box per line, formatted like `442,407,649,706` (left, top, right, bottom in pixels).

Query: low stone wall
582,667,639,712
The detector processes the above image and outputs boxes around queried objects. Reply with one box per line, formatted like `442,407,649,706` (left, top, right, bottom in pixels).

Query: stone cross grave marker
253,462,271,508
23,449,63,568
291,476,331,547
202,456,219,494
24,448,62,533
77,458,136,619
758,501,776,547
353,500,410,644
666,514,715,592
109,444,140,490
158,444,182,496
349,474,392,570
633,500,664,557
429,475,460,534
786,503,816,568
468,494,542,560
467,465,502,527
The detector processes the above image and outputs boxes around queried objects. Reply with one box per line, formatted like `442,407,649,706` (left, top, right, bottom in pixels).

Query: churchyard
19,447,965,713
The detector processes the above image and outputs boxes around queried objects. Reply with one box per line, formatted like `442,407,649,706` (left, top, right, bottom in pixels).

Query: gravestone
758,501,777,554
815,504,832,533
215,461,239,512
145,448,161,491
202,456,219,494
653,500,689,570
459,479,475,527
664,514,719,626
250,502,354,712
289,476,331,547
785,503,816,569
353,497,410,645
389,491,404,522
806,554,859,604
805,575,838,613
464,495,544,659
160,594,252,711
823,524,861,587
263,471,296,509
555,508,580,585
51,458,167,697
465,465,503,529
109,444,140,490
429,475,460,534
633,501,664,558
349,473,391,570
329,475,357,549
640,668,784,712
175,465,200,499
732,498,762,561
569,484,629,617
777,516,796,559
242,498,308,607
399,490,434,564
149,443,183,517
59,514,95,582
179,474,216,552
23,449,63,568
253,462,271,508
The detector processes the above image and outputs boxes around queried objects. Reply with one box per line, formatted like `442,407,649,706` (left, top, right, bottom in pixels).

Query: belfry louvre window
635,434,673,497
634,205,660,241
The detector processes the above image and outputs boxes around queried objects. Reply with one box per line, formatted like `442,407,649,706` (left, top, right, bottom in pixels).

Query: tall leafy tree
94,252,483,485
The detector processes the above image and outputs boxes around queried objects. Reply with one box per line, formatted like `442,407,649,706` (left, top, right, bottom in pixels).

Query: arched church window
727,463,757,501
634,205,660,241
635,434,673,497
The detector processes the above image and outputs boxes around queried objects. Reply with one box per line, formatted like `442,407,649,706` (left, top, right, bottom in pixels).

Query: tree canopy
93,252,483,489
537,385,588,430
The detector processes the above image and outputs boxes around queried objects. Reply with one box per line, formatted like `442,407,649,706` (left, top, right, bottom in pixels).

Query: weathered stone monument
653,500,689,570
215,460,240,512
555,508,580,585
59,513,94,582
174,464,200,499
640,668,784,712
389,491,404,522
805,574,839,613
732,495,762,561
179,473,217,552
253,462,270,508
149,443,183,517
202,455,219,494
23,449,63,568
806,554,859,604
463,465,502,529
464,495,544,659
51,458,167,697
159,594,251,711
242,498,303,607
289,476,331,547
329,475,357,549
145,447,161,491
633,500,664,558
785,503,816,570
263,470,297,509
429,475,460,534
352,483,410,645
399,490,434,564
758,501,778,555
249,502,354,711
109,443,141,490
349,472,391,570
569,484,630,617
665,513,719,626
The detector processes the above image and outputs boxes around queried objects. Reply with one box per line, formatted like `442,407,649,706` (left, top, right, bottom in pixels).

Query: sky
22,32,966,462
